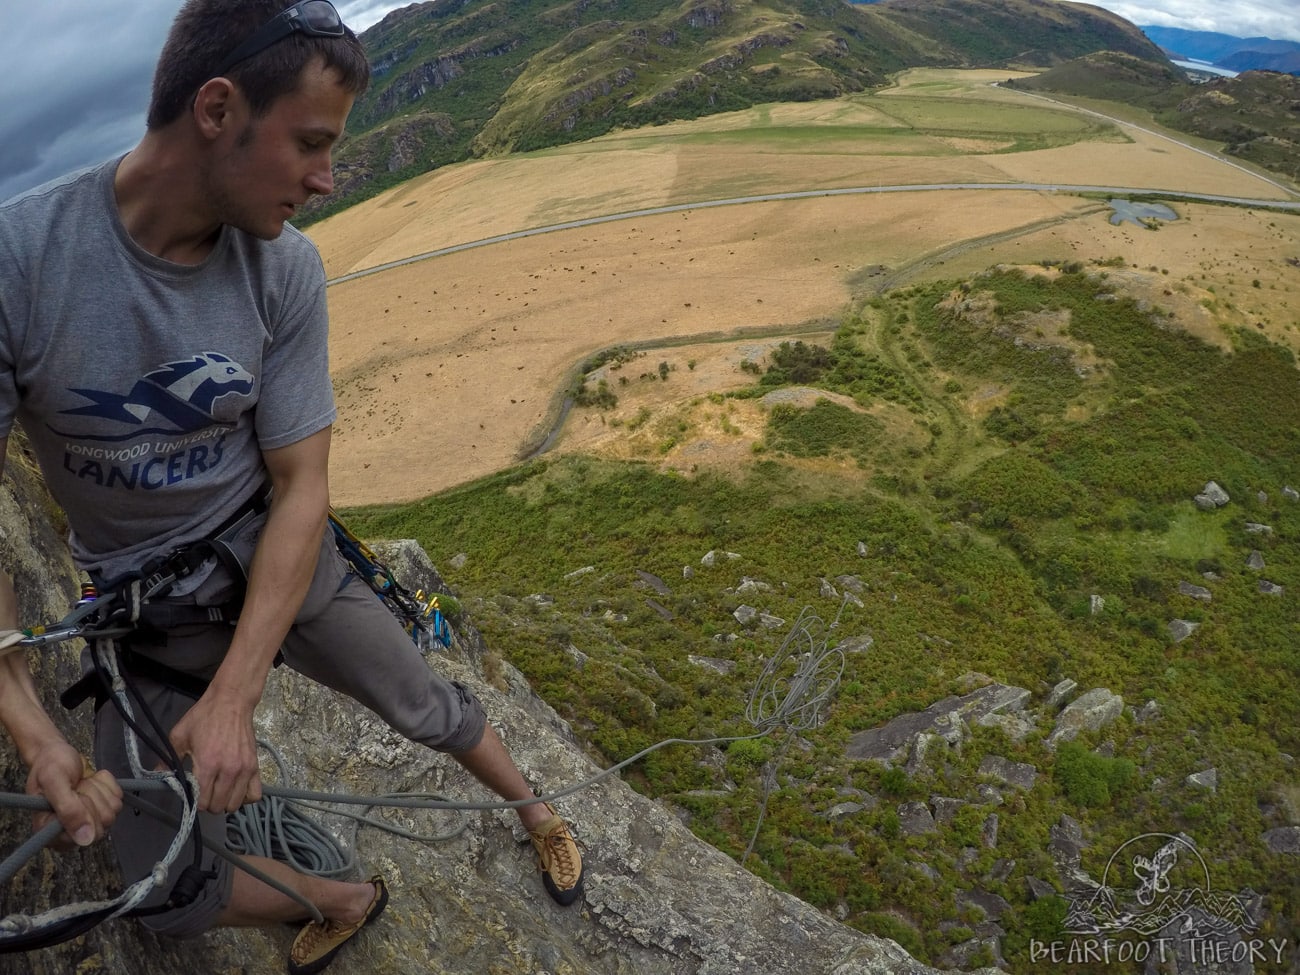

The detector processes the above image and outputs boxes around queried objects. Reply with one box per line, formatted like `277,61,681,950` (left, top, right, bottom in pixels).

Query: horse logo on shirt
56,353,254,438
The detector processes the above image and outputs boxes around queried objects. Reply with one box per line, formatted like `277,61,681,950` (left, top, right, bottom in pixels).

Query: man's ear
192,77,242,141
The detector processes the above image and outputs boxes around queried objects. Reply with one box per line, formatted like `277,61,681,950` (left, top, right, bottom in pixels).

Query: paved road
326,87,1300,288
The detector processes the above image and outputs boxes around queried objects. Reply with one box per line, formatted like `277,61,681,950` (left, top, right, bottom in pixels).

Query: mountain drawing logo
55,353,254,440
1064,833,1257,939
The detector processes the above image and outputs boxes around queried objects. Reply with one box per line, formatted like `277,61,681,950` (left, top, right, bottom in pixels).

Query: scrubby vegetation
346,265,1300,971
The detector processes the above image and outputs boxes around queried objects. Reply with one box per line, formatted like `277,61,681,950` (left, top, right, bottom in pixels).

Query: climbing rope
0,595,853,949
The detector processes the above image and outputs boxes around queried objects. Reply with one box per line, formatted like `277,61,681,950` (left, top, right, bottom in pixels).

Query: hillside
345,263,1300,971
1005,55,1300,180
306,0,1168,220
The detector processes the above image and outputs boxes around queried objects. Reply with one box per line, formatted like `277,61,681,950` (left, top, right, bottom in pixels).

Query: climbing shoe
528,805,585,906
287,875,388,975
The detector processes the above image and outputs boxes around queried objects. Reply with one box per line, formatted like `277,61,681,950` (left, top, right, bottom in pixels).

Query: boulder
1262,827,1300,854
1047,688,1124,747
1196,481,1231,507
978,756,1038,791
1168,619,1200,643
1246,550,1266,571
1259,580,1284,596
846,682,1031,766
1178,581,1213,602
898,801,937,836
1187,768,1218,792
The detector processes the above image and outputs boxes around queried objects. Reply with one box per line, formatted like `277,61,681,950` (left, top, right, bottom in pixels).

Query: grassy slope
344,262,1300,969
1009,52,1300,180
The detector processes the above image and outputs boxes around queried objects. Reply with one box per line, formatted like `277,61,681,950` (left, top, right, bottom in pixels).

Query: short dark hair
147,0,370,130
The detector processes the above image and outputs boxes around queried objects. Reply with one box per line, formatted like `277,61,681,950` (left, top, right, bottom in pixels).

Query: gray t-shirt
0,157,337,579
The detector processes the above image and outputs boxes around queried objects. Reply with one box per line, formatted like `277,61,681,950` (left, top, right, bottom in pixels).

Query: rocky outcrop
0,461,981,975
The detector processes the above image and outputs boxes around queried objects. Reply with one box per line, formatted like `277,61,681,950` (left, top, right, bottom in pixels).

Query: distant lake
1173,59,1239,78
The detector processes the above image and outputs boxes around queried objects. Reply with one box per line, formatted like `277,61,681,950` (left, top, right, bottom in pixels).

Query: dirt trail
315,74,1300,507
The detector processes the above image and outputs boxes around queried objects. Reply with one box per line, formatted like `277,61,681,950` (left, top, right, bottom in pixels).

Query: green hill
345,264,1300,969
1007,54,1300,181
308,0,1168,220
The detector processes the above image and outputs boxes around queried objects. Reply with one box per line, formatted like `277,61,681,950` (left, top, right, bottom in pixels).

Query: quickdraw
328,510,452,651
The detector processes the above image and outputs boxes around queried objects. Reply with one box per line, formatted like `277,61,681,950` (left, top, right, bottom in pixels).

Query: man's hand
168,686,262,814
25,740,122,849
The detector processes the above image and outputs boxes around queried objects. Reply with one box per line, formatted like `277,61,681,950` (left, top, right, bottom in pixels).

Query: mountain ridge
303,0,1168,220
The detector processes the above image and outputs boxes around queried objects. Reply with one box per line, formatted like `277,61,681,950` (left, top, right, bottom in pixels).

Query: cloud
1098,0,1300,42
0,1,410,203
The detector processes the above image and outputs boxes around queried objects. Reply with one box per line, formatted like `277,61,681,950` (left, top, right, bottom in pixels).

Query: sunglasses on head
214,0,347,77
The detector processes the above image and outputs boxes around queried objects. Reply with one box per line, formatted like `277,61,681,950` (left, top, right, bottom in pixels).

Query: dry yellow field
312,70,1300,506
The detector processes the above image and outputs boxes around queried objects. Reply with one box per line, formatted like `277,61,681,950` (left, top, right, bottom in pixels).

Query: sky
0,0,1297,204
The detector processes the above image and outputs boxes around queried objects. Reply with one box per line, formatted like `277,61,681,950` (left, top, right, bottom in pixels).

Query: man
0,2,582,971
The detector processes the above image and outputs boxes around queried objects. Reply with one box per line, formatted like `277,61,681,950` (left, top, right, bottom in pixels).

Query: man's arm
0,436,123,846
167,426,332,813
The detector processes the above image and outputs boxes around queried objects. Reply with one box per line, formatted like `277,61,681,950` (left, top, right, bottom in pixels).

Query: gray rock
1199,480,1231,506
682,565,694,580
819,577,838,598
958,889,1010,921
982,813,999,849
1178,580,1213,601
847,681,1031,765
733,604,758,624
635,569,672,595
825,801,866,821
1089,594,1105,615
836,574,866,593
736,576,771,594
1259,580,1284,596
757,612,786,629
898,801,937,835
1285,486,1299,502
1194,493,1219,511
904,732,939,777
1026,877,1058,900
1047,688,1124,747
1045,678,1079,710
978,755,1038,791
565,564,596,579
1187,768,1218,792
1247,550,1266,571
834,632,875,654
1262,826,1300,854
931,796,967,825
1258,490,1269,504
448,552,469,570
688,655,735,676
1169,618,1201,642
856,541,869,557
1245,522,1273,534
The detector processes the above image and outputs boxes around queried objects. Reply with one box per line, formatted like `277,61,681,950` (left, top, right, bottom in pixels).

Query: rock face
845,680,1031,765
0,465,981,975
1047,688,1124,747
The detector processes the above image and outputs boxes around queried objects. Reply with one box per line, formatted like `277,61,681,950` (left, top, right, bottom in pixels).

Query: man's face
210,59,355,240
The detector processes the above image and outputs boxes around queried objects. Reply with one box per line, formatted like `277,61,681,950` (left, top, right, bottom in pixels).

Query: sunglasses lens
300,0,345,34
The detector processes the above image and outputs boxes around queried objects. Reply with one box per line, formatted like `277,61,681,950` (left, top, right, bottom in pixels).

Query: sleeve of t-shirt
0,227,26,440
255,236,338,451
